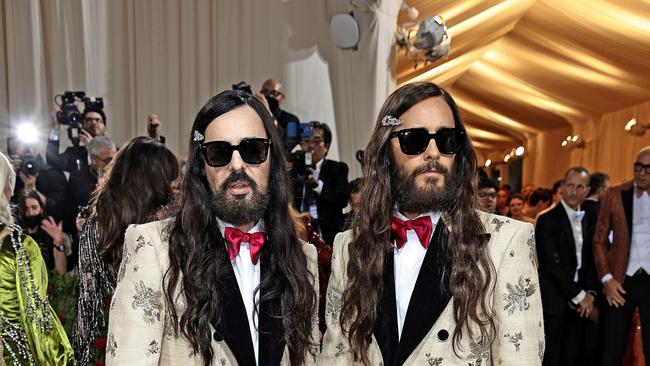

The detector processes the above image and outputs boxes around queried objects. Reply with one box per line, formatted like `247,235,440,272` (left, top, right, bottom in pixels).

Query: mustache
411,160,449,177
219,170,258,191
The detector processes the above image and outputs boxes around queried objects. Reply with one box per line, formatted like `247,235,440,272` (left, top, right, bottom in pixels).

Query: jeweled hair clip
193,130,205,142
381,115,401,127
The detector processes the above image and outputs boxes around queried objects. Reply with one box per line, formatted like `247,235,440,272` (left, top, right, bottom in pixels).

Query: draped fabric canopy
396,0,650,185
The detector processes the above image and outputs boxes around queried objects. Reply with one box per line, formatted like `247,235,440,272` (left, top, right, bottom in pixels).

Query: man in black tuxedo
536,166,601,366
295,121,349,246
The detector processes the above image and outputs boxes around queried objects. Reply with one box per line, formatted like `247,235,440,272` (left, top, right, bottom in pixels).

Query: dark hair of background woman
164,90,316,366
90,136,179,272
341,82,496,363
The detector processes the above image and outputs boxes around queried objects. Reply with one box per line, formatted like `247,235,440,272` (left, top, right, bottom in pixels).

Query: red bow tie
224,227,266,264
390,216,433,250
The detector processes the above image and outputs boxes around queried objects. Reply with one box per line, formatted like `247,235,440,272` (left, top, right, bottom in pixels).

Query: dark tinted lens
203,141,233,167
238,139,269,164
398,129,430,155
434,128,462,154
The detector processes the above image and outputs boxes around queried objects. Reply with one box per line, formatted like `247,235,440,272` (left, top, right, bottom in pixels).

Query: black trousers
544,308,601,366
601,271,650,366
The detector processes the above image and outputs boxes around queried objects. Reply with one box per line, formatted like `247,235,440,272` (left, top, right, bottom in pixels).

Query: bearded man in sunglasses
107,90,318,365
319,82,544,365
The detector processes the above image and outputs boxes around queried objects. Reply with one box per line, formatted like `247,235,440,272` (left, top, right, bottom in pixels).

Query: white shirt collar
560,199,581,216
216,217,265,237
393,210,442,226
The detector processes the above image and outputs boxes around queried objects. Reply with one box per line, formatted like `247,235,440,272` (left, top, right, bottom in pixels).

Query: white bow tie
572,211,585,222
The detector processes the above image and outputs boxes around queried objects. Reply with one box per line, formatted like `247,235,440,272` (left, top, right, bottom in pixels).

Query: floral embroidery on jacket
146,340,159,356
527,232,538,268
107,333,117,358
425,353,444,365
132,281,162,325
504,332,523,351
538,339,545,361
491,218,509,233
135,235,153,253
467,338,490,365
503,276,536,315
116,247,131,284
334,342,347,358
326,291,342,325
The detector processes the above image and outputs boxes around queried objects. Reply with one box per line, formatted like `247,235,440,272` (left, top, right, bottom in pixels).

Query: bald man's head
261,79,285,103
634,145,650,190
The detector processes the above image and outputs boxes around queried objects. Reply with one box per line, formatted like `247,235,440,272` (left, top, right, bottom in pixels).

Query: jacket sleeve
106,225,165,365
492,223,545,365
37,168,69,221
535,213,582,299
592,189,614,279
46,139,68,172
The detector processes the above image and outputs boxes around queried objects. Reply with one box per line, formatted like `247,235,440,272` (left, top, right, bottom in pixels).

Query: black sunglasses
634,162,650,174
390,127,466,155
200,138,271,167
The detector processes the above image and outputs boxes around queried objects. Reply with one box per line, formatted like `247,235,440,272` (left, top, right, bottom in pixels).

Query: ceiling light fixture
561,135,586,149
395,3,451,68
625,118,649,136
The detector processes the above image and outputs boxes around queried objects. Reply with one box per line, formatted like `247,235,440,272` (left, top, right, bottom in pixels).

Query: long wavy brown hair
163,90,316,366
341,82,496,363
91,136,179,272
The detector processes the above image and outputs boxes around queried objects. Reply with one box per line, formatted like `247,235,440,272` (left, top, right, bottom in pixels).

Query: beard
212,170,269,226
391,159,460,214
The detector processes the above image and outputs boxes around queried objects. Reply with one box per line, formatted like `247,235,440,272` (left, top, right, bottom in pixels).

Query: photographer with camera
293,121,349,246
260,79,300,147
47,91,107,174
7,135,68,222
18,191,69,274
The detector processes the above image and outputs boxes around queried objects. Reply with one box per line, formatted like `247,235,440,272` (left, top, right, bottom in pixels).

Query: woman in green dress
0,152,74,365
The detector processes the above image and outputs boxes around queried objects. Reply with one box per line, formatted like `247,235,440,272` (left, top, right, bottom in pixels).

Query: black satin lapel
214,253,257,366
395,220,451,366
373,250,399,366
622,187,633,236
258,251,286,366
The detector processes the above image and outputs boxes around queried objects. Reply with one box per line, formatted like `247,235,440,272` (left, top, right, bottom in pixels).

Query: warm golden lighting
625,118,648,136
625,118,637,131
485,159,492,167
504,154,511,163
515,146,525,156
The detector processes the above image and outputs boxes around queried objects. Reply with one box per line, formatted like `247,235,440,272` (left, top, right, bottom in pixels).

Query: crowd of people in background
0,78,648,366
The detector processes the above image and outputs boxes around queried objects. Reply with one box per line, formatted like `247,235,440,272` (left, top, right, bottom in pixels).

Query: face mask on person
23,213,46,229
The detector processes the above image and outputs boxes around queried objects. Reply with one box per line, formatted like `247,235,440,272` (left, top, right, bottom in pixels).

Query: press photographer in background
47,91,107,174
7,134,68,222
292,121,349,246
18,191,69,274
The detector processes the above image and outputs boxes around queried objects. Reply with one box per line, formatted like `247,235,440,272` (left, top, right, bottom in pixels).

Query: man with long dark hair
319,82,544,365
107,90,318,366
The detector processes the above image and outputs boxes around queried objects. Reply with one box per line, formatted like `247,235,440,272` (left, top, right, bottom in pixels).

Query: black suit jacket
312,159,349,246
374,220,452,366
536,203,598,315
47,138,89,174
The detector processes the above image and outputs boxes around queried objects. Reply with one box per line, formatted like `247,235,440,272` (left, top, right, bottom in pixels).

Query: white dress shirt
626,187,650,276
392,210,442,339
307,159,324,220
559,200,587,304
217,218,263,365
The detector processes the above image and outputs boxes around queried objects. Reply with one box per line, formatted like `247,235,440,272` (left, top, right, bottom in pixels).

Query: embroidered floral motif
467,338,490,365
146,340,159,356
133,264,139,272
538,339,545,361
132,281,162,325
326,291,342,325
334,342,347,358
503,276,536,315
504,332,523,352
509,251,515,257
163,315,175,339
425,352,444,365
107,333,117,358
527,233,538,268
220,359,227,365
135,235,152,253
491,218,509,233
117,247,131,283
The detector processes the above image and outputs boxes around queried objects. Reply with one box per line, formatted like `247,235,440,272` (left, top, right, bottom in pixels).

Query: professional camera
289,149,313,180
55,91,104,146
285,122,313,152
19,154,41,176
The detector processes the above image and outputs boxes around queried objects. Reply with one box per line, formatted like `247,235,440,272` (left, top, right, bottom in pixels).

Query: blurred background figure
73,137,179,365
477,175,498,213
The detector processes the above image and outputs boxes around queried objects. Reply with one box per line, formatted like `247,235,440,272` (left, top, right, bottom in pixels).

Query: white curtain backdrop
0,0,400,178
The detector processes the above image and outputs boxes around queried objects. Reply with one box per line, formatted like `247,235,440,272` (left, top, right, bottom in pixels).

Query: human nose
229,150,246,171
422,138,441,161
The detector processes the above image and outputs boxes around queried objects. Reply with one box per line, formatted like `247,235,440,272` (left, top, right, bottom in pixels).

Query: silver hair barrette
193,130,205,142
381,115,402,127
